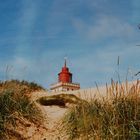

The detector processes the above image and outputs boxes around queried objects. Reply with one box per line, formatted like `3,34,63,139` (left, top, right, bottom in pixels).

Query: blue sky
0,0,140,88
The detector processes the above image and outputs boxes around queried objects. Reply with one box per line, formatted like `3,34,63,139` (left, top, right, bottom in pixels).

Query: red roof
58,59,72,83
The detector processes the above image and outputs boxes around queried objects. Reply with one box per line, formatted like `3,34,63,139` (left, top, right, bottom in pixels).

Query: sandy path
30,88,105,140
31,91,68,140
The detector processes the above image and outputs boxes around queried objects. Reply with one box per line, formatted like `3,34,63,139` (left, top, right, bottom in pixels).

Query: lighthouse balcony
50,82,80,92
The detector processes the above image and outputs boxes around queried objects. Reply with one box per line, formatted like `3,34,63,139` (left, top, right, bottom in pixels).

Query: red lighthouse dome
58,59,72,83
50,59,80,92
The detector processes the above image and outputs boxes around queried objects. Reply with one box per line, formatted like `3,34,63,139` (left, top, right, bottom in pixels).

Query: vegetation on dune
0,79,44,94
0,80,44,139
37,94,87,107
62,80,140,140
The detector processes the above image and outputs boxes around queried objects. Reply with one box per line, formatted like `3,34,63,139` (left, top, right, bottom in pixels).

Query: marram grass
62,80,140,140
0,80,44,139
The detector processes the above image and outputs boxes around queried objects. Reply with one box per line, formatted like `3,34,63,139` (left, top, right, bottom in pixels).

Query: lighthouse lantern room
50,59,80,92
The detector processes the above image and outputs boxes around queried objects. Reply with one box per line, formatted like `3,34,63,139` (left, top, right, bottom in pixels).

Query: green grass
62,80,140,140
0,80,44,139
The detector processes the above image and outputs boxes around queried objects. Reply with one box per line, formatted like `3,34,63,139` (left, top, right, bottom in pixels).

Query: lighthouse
50,59,80,92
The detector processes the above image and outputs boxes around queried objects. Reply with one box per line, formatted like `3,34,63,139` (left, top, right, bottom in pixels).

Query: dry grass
62,80,140,140
0,79,44,94
0,80,44,139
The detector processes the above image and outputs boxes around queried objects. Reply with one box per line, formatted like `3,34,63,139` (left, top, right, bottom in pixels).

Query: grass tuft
0,80,44,139
62,80,140,140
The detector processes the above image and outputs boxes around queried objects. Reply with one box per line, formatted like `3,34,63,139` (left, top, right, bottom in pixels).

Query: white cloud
73,15,137,41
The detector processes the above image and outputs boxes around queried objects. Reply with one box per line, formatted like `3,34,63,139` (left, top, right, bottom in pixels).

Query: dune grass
62,80,140,140
0,80,44,139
